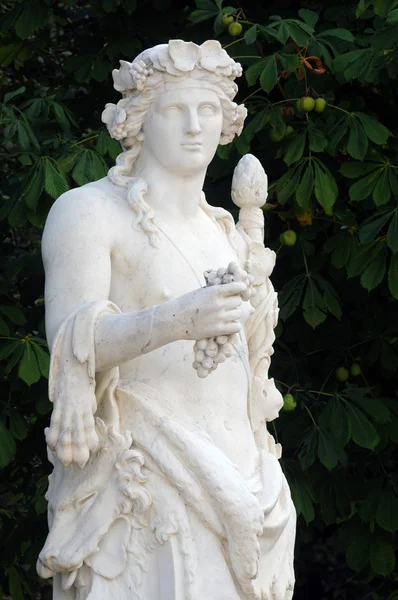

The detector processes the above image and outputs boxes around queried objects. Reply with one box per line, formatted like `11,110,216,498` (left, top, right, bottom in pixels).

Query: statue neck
132,151,206,220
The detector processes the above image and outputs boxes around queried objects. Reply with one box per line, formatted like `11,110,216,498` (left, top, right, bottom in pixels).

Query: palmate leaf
328,115,349,151
283,131,306,166
7,566,24,600
359,207,394,245
298,8,318,28
32,342,50,378
278,274,306,320
14,0,49,39
313,161,338,214
278,53,299,72
16,120,30,148
314,275,342,320
344,389,391,423
244,25,258,45
0,305,26,325
373,168,391,206
50,101,73,128
298,427,318,470
259,55,278,94
319,397,351,446
324,230,357,269
44,159,69,199
290,480,315,523
275,162,305,204
245,59,267,86
340,160,381,179
347,118,368,160
240,109,269,145
360,243,387,291
355,113,390,145
0,42,23,67
308,128,327,153
317,429,340,470
302,278,327,328
295,161,314,207
318,28,354,42
333,48,374,81
72,149,108,186
0,340,20,361
22,161,44,210
344,402,380,449
188,9,218,23
269,104,286,138
18,341,41,386
8,199,28,228
349,168,383,201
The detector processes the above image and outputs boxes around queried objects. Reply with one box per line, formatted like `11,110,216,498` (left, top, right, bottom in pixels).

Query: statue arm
42,188,174,371
43,188,246,371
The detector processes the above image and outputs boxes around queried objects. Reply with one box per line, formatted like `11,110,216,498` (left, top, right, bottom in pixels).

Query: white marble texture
37,40,296,600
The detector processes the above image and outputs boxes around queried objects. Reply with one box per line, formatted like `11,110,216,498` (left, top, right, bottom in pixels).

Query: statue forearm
93,281,248,372
93,302,183,372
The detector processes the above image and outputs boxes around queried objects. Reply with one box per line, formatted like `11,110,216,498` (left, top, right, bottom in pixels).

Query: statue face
142,87,223,175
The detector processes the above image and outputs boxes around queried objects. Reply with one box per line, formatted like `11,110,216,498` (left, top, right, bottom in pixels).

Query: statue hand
176,281,247,341
45,395,98,468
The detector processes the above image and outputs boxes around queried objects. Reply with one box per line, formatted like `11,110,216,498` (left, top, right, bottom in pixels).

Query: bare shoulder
43,177,125,234
42,177,127,258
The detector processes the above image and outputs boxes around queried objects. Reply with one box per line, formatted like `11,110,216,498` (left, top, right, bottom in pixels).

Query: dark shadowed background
0,0,397,598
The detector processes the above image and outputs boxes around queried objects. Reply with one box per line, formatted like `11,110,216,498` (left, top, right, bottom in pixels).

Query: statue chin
38,39,296,600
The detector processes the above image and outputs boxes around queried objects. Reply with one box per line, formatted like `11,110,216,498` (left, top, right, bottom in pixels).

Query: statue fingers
70,412,89,467
84,421,99,453
217,321,241,336
45,410,62,451
72,443,90,469
56,428,73,466
222,295,242,310
220,282,247,297
222,308,242,322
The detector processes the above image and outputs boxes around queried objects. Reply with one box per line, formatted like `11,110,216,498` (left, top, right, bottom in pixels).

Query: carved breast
110,210,241,312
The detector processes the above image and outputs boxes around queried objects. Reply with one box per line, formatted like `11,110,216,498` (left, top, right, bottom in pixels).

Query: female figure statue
37,40,296,600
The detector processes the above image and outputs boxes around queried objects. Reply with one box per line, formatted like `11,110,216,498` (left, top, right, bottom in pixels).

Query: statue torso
88,178,257,476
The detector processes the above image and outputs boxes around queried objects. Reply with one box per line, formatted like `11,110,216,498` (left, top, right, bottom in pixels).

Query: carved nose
185,109,201,135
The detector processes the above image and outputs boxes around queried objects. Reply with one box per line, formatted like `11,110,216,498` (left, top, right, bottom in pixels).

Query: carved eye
163,106,182,117
199,104,216,116
75,491,97,510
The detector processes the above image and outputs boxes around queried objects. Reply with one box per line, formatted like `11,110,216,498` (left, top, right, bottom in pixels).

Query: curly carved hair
104,65,246,245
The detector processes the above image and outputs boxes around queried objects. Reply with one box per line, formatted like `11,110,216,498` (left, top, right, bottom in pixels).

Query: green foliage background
1,0,398,598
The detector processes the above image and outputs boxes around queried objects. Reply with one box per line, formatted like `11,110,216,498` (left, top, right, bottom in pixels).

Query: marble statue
37,39,296,600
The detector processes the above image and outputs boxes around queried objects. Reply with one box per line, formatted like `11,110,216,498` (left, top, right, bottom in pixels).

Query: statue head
101,40,246,243
102,40,246,158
